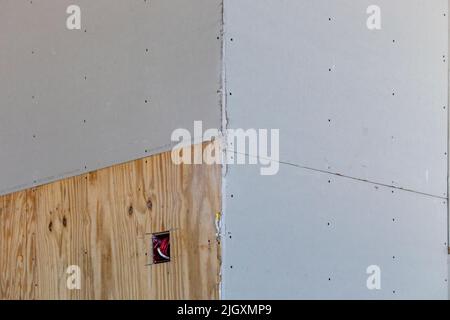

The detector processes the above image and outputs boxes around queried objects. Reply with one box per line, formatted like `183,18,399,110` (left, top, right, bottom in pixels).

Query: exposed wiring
157,247,170,260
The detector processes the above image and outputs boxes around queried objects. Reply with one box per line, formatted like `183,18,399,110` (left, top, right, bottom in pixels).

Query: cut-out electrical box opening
152,231,170,264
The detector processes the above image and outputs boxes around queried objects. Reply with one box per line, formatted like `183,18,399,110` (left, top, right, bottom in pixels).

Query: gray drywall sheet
224,164,448,299
225,0,448,197
0,0,222,195
223,0,448,299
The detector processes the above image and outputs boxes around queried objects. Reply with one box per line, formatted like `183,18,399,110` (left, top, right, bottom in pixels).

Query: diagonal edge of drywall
0,0,223,196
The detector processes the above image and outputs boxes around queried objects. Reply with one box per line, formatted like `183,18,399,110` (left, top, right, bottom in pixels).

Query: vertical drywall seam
219,0,228,300
447,0,450,300
448,0,450,250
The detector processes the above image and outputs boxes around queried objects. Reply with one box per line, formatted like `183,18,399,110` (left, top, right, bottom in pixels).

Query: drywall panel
223,0,448,299
0,0,222,196
223,163,448,299
448,8,450,297
0,143,221,300
225,0,448,197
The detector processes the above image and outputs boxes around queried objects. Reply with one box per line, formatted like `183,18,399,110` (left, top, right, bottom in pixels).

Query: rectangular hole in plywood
152,231,171,264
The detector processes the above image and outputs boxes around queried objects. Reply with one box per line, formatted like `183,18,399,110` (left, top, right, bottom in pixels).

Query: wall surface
0,144,221,300
223,0,449,299
0,0,222,196
1,0,449,300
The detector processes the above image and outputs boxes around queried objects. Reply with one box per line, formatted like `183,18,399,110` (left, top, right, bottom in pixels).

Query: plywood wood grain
0,144,221,300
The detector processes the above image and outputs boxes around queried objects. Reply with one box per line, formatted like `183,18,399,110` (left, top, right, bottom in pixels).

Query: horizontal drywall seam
226,150,447,201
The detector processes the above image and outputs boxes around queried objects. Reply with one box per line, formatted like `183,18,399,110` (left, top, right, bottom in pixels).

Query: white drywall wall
0,0,222,195
223,0,449,299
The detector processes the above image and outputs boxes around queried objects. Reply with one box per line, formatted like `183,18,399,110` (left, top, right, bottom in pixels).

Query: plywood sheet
0,144,221,300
